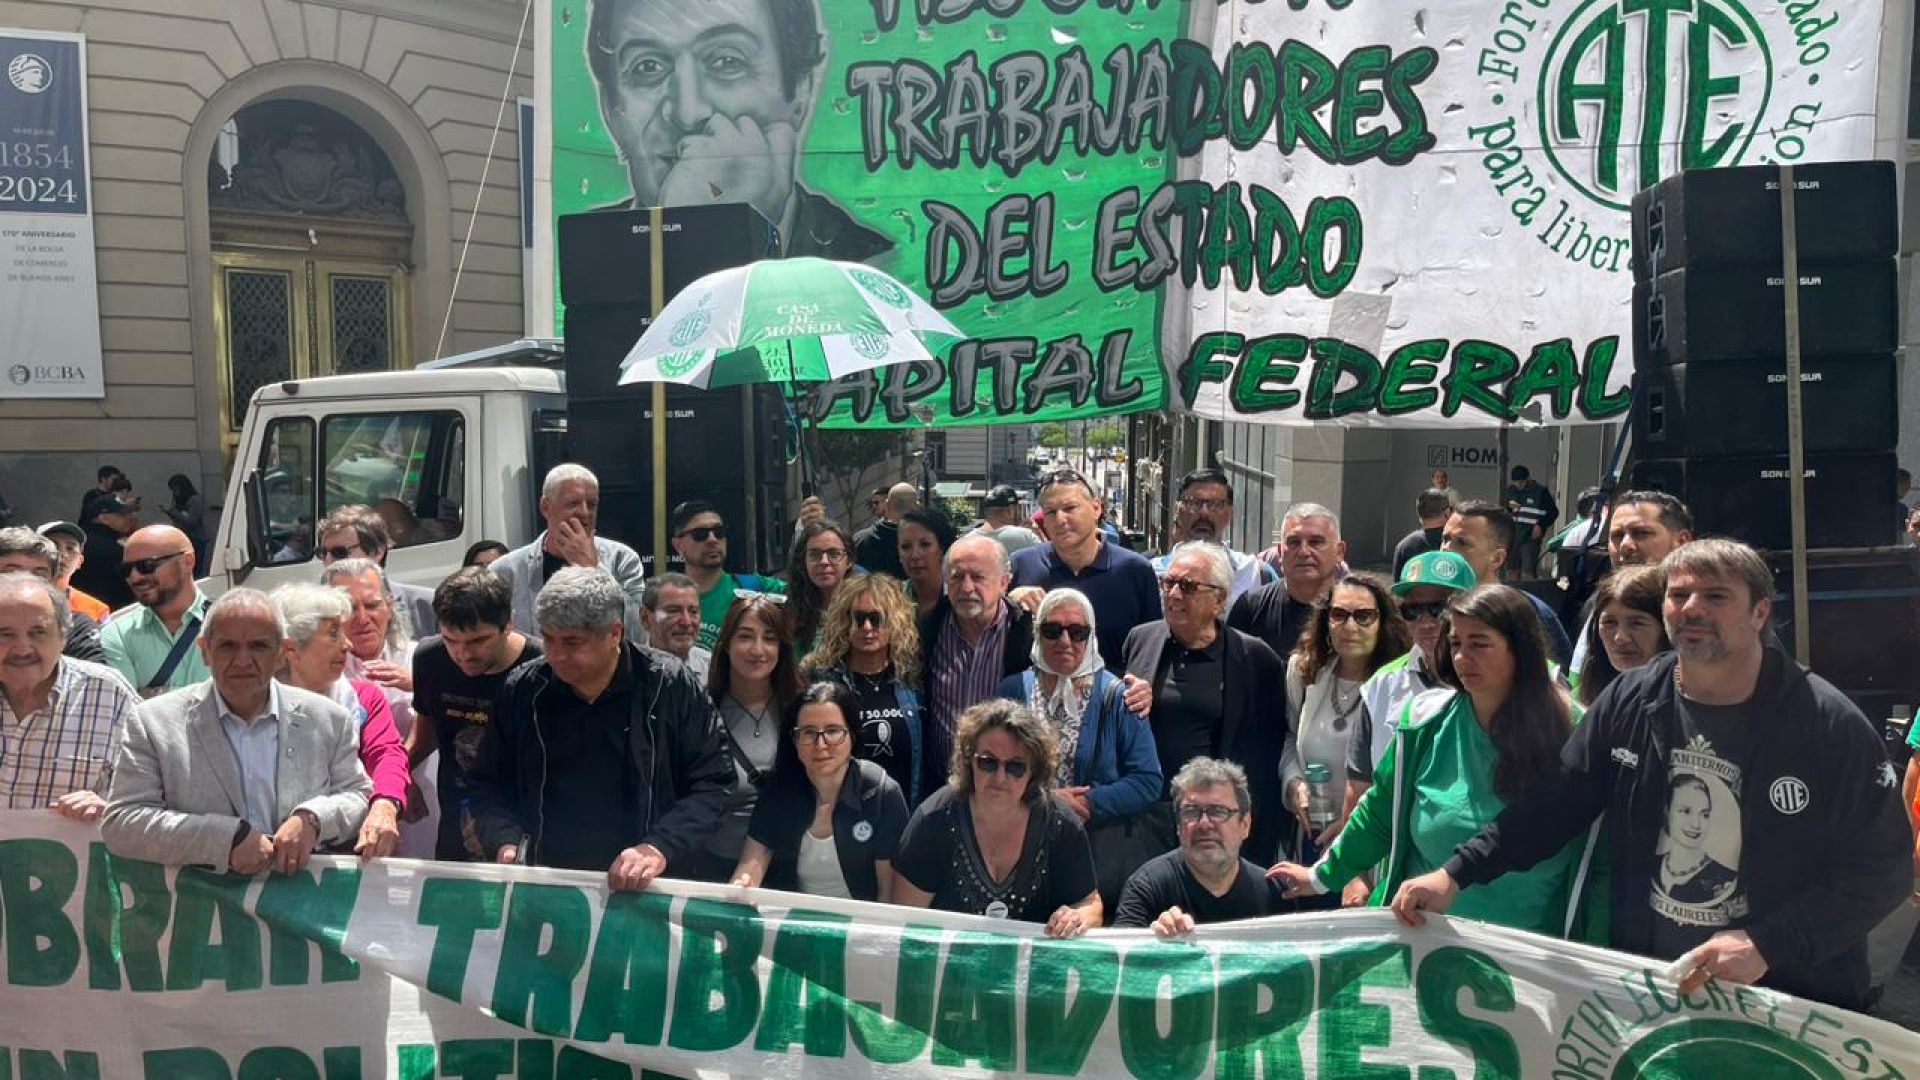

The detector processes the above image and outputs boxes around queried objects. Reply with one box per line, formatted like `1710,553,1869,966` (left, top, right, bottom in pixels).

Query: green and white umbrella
617,257,962,389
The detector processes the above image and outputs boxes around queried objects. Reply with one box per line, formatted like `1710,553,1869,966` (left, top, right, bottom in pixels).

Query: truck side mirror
234,468,269,582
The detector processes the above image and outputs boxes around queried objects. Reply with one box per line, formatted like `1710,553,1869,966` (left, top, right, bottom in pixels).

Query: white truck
201,340,570,599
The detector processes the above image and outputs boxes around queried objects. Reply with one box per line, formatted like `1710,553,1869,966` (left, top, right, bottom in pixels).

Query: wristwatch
230,820,252,851
293,808,321,836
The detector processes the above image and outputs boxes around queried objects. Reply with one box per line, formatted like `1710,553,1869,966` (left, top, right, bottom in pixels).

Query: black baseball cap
981,485,1020,509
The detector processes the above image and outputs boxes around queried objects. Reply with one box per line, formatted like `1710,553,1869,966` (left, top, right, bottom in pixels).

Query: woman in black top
732,682,909,901
802,573,929,804
893,699,1101,936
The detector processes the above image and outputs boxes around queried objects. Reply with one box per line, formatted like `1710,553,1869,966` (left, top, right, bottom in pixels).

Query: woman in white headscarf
995,589,1162,825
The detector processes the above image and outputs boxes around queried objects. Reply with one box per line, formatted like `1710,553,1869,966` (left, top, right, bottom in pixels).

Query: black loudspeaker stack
1627,161,1899,550
557,204,788,574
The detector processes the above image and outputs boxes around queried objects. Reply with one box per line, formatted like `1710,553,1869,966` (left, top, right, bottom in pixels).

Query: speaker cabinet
557,204,778,307
1632,354,1898,458
1633,260,1896,368
1628,453,1897,551
1767,549,1920,722
1630,161,1896,279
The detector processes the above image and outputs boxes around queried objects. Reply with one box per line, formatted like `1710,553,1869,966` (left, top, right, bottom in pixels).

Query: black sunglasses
1038,621,1091,643
1399,601,1447,622
972,754,1029,779
321,544,364,562
121,550,190,578
1158,576,1221,597
850,610,885,629
1327,606,1380,627
679,525,727,542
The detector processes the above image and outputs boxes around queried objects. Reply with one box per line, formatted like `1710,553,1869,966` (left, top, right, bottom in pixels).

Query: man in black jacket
918,533,1033,784
467,567,733,891
1392,538,1911,1010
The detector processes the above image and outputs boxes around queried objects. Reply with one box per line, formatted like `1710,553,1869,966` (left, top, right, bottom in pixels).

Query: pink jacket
347,678,410,808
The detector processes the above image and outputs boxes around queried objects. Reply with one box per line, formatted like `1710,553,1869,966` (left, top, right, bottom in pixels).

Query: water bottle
1305,763,1336,829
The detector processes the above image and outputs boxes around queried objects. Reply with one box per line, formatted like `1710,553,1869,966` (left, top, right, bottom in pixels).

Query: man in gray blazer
490,464,648,641
103,588,371,875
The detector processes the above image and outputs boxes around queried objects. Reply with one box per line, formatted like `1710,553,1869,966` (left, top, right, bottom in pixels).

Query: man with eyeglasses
1122,541,1287,864
316,505,438,637
100,525,210,697
1112,757,1284,934
640,573,710,681
0,527,107,664
1012,470,1160,670
491,464,649,644
1151,469,1277,605
1227,503,1348,664
670,500,787,653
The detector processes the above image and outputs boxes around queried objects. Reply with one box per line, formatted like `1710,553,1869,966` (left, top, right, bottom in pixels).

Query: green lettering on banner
516,1038,554,1080
166,871,260,992
418,878,506,1003
1180,332,1242,406
256,866,361,986
1378,341,1446,416
396,1044,435,1080
847,925,942,1064
576,890,673,1045
143,1048,229,1079
555,1046,630,1079
1415,947,1521,1080
1024,939,1118,1075
0,838,80,987
1213,945,1313,1080
493,884,594,1036
1118,944,1215,1080
754,910,852,1057
322,1048,361,1080
1577,337,1632,419
1318,943,1413,1080
85,844,168,991
930,934,1018,1070
1237,335,1309,412
236,1047,319,1080
1306,338,1383,419
1442,340,1520,420
1507,339,1582,420
8,1049,100,1080
440,1038,513,1079
667,900,765,1052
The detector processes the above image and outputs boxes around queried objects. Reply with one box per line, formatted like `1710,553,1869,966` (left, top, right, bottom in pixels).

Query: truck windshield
252,410,466,566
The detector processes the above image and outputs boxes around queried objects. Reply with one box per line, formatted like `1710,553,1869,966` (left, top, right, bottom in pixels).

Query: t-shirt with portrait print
412,635,541,860
1648,695,1752,959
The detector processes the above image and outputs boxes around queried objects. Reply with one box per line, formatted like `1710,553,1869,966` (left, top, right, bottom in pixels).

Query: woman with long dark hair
688,594,805,881
1575,565,1671,706
784,520,855,656
897,508,957,618
802,573,929,803
1269,584,1601,938
730,682,910,901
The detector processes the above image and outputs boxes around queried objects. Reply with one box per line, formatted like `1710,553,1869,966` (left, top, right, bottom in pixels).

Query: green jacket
1314,687,1609,943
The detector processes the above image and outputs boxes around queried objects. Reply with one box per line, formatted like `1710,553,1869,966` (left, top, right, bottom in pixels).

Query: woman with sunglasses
997,588,1162,903
893,699,1102,936
803,573,929,804
730,682,910,901
1269,584,1602,939
784,521,856,657
688,594,806,881
1280,572,1410,879
897,508,958,619
1574,565,1671,706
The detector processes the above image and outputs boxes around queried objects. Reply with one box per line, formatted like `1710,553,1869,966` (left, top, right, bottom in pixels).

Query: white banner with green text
1,814,1913,1078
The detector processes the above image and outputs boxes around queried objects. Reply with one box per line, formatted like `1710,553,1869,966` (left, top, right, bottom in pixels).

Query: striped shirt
926,605,1011,775
0,657,137,808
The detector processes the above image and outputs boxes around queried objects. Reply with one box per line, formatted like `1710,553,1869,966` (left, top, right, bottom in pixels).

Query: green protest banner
4,815,1917,1077
542,0,1887,429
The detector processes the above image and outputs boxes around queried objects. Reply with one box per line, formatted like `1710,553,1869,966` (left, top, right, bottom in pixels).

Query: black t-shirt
843,667,919,799
1227,582,1312,666
1151,636,1225,796
414,635,542,859
1648,695,1754,959
1111,850,1285,928
534,655,640,871
894,787,1097,923
1392,527,1441,580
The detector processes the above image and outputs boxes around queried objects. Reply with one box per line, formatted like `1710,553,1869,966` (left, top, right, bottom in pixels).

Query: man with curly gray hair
465,567,734,892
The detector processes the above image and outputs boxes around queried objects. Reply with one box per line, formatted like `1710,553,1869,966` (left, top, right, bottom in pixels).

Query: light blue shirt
217,682,283,830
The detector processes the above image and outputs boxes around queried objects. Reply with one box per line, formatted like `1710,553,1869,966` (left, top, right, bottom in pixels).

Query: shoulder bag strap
146,615,203,690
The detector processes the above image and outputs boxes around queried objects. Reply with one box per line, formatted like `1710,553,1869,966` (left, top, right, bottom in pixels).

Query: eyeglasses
850,610,885,629
321,544,365,562
805,548,848,564
1179,498,1230,513
1158,576,1222,597
1399,601,1447,622
972,753,1029,779
679,525,727,542
793,726,850,746
1176,804,1243,824
1038,621,1091,643
1327,606,1380,627
121,550,190,578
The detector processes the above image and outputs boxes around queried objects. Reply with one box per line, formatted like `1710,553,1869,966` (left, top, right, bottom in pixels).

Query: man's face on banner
596,0,813,221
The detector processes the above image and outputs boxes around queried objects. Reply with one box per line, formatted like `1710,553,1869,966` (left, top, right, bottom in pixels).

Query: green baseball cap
1392,550,1476,596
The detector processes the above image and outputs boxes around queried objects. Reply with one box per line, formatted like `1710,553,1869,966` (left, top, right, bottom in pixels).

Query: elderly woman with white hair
996,586,1162,907
321,557,434,857
271,582,411,857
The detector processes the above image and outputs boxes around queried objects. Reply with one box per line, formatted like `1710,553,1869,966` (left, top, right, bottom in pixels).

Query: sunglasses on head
680,525,727,542
1037,621,1091,643
1399,601,1447,622
1327,606,1380,627
121,550,190,578
972,753,1029,779
321,544,364,562
850,610,885,629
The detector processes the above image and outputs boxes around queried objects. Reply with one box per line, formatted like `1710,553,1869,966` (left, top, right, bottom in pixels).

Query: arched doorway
207,99,414,454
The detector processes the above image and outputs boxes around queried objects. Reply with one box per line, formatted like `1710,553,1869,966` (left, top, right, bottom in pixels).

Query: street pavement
1884,960,1920,1030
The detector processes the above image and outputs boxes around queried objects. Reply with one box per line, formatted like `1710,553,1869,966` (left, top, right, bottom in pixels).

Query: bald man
101,525,211,696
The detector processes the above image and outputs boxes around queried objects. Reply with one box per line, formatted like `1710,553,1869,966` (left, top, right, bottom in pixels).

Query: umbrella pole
649,208,669,574
788,342,818,497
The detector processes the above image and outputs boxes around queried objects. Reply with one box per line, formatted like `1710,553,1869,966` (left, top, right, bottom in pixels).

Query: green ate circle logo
1537,0,1771,213
1611,1018,1844,1080
656,350,702,378
850,333,892,361
849,268,911,309
669,307,711,347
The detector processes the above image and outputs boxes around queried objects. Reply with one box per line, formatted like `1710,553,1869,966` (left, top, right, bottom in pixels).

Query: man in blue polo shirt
1010,469,1159,670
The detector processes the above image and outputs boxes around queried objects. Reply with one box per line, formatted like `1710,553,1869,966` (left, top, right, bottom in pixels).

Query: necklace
1328,677,1364,732
728,694,774,737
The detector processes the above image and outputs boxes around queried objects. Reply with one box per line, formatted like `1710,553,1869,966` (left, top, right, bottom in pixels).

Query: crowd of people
0,458,1913,1019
